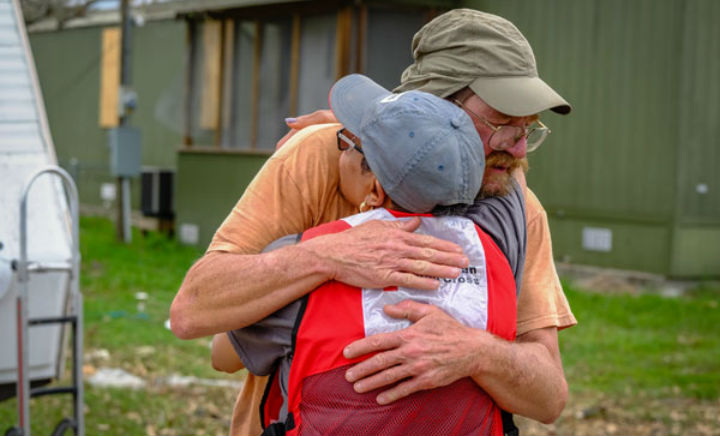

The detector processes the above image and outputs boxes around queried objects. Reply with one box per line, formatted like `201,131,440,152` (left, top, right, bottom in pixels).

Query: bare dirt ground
516,391,720,436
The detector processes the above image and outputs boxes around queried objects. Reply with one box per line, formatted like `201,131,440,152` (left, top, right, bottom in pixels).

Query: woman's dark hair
360,157,372,173
432,203,472,217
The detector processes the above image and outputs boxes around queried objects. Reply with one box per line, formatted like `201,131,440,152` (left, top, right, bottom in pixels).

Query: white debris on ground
556,262,706,297
85,367,243,390
136,345,156,357
156,374,243,389
84,348,111,363
87,368,146,389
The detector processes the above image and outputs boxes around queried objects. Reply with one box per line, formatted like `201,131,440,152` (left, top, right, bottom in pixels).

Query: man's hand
303,217,469,291
276,110,338,149
343,300,482,405
343,298,569,423
171,217,468,339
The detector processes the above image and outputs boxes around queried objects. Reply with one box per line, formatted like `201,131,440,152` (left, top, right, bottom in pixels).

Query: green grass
1,216,718,435
0,217,243,435
78,216,218,378
559,283,720,401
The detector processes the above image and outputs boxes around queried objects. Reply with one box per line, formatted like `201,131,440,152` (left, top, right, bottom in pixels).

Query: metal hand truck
4,166,84,436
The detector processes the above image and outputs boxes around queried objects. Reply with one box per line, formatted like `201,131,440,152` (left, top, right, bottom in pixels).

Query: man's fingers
352,362,414,394
391,218,464,254
376,377,429,405
343,331,402,362
391,216,422,233
383,219,469,269
357,218,466,260
388,271,440,291
406,232,464,254
383,300,438,323
388,244,467,275
313,217,467,290
396,258,463,280
345,349,404,385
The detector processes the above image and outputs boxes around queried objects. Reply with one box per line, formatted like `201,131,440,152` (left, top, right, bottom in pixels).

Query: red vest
262,209,517,436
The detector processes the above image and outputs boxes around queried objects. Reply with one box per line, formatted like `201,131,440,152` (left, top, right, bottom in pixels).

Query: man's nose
506,136,527,159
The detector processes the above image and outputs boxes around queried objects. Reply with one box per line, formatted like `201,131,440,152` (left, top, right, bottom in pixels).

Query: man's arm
342,300,567,424
170,217,469,339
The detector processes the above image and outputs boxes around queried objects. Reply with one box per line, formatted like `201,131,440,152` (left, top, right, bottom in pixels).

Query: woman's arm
211,333,245,373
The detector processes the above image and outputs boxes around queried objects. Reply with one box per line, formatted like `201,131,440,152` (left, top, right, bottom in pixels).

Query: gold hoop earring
359,201,371,213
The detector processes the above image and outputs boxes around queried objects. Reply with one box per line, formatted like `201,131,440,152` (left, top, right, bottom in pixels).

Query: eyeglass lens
337,130,363,154
490,123,548,152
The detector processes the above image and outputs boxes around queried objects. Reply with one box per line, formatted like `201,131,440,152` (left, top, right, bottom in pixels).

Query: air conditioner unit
141,168,174,219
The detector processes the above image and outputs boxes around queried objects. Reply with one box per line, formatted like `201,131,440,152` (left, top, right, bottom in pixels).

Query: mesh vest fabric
262,209,517,436
299,364,500,436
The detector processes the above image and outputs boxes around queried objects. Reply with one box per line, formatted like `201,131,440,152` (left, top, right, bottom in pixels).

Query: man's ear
364,177,388,208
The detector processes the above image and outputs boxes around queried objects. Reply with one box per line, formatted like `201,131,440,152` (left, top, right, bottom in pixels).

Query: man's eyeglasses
336,129,364,155
452,99,551,152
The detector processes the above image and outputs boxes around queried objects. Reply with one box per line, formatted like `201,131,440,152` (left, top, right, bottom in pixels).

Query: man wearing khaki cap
172,8,576,435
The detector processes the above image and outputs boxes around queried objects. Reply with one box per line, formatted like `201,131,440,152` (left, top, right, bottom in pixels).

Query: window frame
181,2,439,152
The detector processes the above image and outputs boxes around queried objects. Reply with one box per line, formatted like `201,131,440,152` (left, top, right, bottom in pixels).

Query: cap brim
330,74,392,134
469,76,571,116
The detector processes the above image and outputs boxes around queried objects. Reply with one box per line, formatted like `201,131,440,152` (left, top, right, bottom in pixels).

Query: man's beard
479,152,529,198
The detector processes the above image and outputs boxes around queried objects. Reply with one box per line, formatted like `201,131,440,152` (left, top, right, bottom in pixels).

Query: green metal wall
671,228,720,277
670,0,720,276
176,151,270,249
29,19,185,207
30,25,107,206
675,0,720,225
549,220,672,274
464,0,719,277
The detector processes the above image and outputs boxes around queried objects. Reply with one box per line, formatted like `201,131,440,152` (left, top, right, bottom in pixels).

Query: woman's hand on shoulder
275,110,338,150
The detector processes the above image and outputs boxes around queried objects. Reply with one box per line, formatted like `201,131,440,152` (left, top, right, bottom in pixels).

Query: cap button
450,117,462,129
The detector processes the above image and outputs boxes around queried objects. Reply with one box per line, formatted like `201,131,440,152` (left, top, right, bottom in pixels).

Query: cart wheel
50,418,76,436
3,427,23,436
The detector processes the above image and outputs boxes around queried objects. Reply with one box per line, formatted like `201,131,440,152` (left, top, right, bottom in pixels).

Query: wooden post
99,27,120,128
213,19,226,147
289,14,301,117
117,0,132,243
183,21,195,147
356,5,367,74
221,18,236,147
335,6,352,80
250,21,262,149
200,20,222,133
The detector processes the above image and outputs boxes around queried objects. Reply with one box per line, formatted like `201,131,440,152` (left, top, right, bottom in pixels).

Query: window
297,13,336,117
229,20,255,148
184,5,431,151
256,18,292,150
365,7,426,90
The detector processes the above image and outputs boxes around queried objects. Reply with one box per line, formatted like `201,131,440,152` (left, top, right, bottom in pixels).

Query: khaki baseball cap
395,9,571,116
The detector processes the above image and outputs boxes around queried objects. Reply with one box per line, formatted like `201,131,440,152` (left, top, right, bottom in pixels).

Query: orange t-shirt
207,124,577,436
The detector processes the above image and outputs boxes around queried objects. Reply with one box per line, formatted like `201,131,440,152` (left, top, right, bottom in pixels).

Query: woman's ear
364,177,388,208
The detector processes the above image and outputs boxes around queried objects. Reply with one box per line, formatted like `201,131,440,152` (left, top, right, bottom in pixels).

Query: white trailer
0,0,83,434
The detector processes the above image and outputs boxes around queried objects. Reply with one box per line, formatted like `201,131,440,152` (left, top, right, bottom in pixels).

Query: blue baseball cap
330,74,485,213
